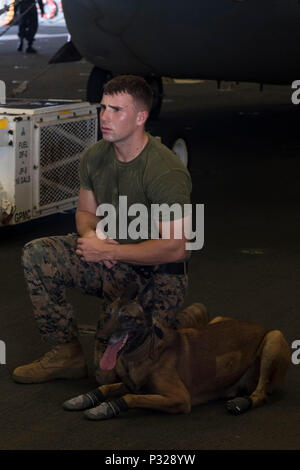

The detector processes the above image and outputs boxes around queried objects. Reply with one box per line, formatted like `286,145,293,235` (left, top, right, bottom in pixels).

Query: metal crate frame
32,114,97,216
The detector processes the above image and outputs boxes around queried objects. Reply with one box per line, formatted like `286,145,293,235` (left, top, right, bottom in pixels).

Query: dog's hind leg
177,303,209,329
249,330,290,407
209,316,233,325
226,330,290,415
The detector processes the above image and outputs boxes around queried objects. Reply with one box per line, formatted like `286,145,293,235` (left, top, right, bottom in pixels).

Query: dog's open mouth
100,332,129,371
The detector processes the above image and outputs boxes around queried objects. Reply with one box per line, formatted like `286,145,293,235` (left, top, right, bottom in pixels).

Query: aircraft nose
62,0,152,75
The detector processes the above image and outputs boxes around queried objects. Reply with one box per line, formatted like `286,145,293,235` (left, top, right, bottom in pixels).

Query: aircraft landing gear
86,66,112,103
86,67,113,139
145,76,163,120
172,137,189,169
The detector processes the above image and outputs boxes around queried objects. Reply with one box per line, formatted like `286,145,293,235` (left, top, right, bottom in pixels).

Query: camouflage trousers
22,233,188,383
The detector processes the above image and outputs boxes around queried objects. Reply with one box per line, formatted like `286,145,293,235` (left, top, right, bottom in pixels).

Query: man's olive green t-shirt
79,133,192,244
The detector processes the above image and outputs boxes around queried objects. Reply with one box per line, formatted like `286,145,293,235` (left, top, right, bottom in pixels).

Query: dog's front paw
84,398,128,420
63,388,105,411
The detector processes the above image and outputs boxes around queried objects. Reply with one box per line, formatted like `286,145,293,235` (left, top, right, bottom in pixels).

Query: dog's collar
122,327,162,362
153,324,164,339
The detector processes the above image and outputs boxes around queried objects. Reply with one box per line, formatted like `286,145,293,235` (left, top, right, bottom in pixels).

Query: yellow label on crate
59,110,72,115
0,119,8,129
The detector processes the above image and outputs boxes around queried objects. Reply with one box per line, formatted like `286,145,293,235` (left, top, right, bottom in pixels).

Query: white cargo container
0,93,98,227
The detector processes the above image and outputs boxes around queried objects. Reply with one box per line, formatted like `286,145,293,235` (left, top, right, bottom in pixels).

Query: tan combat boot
12,342,88,384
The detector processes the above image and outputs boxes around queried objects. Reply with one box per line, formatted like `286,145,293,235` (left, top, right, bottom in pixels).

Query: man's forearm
76,210,100,237
76,213,187,265
112,238,186,265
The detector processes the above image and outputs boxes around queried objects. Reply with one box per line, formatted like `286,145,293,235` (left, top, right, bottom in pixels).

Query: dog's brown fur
97,286,290,415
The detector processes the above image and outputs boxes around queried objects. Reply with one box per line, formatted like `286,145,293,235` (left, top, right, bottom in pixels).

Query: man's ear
136,109,148,127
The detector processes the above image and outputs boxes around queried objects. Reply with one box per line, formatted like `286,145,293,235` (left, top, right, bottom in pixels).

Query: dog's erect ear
153,324,164,339
119,279,154,313
138,278,154,311
120,283,139,302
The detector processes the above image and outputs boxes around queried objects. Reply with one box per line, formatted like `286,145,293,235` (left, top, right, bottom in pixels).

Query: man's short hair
103,75,153,112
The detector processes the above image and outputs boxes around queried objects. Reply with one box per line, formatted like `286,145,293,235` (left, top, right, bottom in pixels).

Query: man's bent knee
23,237,53,268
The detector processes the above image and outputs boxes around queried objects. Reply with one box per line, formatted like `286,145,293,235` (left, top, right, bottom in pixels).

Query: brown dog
63,283,290,420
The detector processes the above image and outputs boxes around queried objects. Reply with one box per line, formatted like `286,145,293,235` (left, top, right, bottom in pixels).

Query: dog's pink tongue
100,334,128,370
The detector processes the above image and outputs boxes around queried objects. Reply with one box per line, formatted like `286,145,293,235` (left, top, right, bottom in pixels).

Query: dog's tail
177,303,209,330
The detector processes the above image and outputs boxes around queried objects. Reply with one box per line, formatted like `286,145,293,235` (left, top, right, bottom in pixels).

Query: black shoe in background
26,45,37,54
17,39,23,52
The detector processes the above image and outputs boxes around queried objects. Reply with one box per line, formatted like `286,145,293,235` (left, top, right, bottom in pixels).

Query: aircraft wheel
43,0,58,19
171,137,189,168
86,67,112,103
145,76,163,120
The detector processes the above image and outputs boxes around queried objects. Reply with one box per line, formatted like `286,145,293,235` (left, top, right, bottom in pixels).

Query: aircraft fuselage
62,0,300,84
